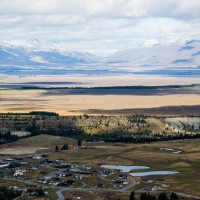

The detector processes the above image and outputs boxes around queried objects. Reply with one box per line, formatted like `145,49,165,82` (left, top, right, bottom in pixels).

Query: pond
101,165,150,172
130,171,179,176
160,148,182,154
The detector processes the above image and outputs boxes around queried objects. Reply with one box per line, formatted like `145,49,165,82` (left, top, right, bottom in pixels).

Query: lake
101,165,150,172
130,171,179,176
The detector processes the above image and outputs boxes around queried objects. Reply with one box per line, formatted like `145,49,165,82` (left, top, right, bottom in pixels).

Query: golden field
1,86,200,115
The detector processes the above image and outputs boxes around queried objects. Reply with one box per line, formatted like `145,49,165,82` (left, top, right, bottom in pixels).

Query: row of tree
55,140,82,151
0,186,22,200
0,130,19,144
129,191,178,200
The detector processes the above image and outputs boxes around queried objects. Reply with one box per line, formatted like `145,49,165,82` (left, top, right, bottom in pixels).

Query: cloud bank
0,0,200,56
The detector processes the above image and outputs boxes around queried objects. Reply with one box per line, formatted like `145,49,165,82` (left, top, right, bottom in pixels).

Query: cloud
1,0,200,20
0,0,200,56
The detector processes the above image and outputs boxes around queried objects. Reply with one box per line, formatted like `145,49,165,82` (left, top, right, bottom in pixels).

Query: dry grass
62,190,129,200
1,87,200,115
0,134,77,155
1,135,200,197
169,162,191,168
13,134,77,147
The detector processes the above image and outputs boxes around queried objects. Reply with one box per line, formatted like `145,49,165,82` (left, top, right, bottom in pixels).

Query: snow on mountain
0,39,101,66
0,37,200,77
106,37,200,68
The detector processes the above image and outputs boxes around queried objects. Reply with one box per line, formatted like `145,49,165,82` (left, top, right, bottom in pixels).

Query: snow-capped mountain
106,37,200,68
0,39,101,66
0,37,200,76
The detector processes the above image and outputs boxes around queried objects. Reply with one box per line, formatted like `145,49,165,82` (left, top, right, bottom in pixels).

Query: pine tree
158,193,168,200
55,146,59,151
130,191,135,200
170,192,178,200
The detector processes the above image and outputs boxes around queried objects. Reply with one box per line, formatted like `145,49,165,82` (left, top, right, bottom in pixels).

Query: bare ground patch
0,147,49,155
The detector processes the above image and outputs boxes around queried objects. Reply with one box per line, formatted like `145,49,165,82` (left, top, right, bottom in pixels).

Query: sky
0,0,200,56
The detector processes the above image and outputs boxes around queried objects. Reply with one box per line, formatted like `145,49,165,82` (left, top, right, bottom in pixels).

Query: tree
78,140,82,147
55,145,59,152
37,188,44,196
130,191,135,200
140,193,156,200
61,143,68,150
158,193,168,200
140,193,147,200
170,192,178,200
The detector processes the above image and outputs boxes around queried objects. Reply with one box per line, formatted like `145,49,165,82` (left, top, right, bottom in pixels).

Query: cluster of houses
0,154,170,193
35,163,93,186
142,178,168,191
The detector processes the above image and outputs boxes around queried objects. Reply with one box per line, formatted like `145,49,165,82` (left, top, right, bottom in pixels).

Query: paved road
56,187,133,200
119,181,137,192
176,192,200,199
56,181,137,200
98,175,113,182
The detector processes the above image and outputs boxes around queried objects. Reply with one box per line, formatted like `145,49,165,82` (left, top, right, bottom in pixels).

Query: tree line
129,191,178,200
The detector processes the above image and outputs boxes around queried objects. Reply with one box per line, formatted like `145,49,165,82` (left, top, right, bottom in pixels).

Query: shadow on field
71,105,200,116
41,87,200,96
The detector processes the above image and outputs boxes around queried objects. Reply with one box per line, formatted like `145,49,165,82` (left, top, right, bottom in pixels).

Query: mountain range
0,37,200,76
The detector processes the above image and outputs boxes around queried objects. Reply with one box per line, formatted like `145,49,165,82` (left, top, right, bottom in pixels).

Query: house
118,174,128,179
74,175,83,180
51,177,61,182
20,162,28,165
66,180,75,184
114,183,123,187
5,158,14,162
58,163,72,168
44,176,51,181
97,168,115,176
161,184,169,188
0,169,11,175
52,161,61,166
75,171,92,176
37,178,46,183
32,165,40,170
56,159,64,162
98,183,105,187
49,181,58,186
0,161,9,168
14,170,23,177
57,182,68,186
67,167,79,172
142,179,153,183
8,186,20,191
41,153,49,157
82,165,92,170
97,168,105,174
145,186,155,191
39,160,46,164
156,178,166,182
32,155,42,160
63,173,72,177
115,180,125,185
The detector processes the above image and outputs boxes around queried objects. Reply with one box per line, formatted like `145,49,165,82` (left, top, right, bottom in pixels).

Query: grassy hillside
13,134,77,147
